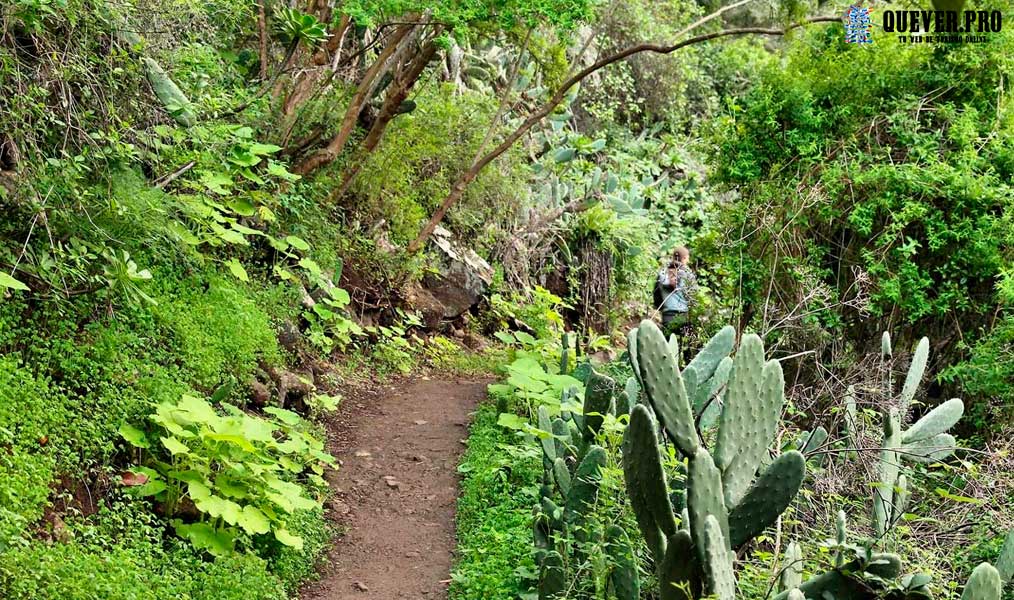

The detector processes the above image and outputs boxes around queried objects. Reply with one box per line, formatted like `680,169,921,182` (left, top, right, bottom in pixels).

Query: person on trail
656,246,697,338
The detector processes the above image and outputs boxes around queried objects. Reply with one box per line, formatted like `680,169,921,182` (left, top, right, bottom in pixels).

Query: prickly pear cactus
961,563,1002,600
605,525,640,600
623,321,806,600
873,334,963,537
582,369,615,442
996,529,1014,584
781,542,803,591
635,320,699,456
142,58,196,126
533,364,630,599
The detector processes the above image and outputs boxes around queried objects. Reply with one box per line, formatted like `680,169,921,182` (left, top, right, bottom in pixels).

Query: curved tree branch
406,15,843,253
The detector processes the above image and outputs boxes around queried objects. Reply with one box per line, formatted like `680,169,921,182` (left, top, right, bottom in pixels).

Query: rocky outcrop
421,225,493,320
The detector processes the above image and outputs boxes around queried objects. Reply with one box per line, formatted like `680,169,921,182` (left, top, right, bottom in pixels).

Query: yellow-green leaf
273,527,304,549
0,272,29,291
225,258,249,282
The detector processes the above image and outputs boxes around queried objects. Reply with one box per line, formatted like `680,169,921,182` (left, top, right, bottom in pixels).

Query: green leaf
238,505,271,534
200,171,233,195
175,521,236,556
133,478,167,498
553,148,577,163
285,235,311,251
0,272,29,291
264,407,302,425
497,413,528,430
267,237,291,253
299,257,322,276
161,436,190,455
228,149,261,167
228,197,256,216
249,142,282,155
118,423,150,448
273,527,304,549
225,259,249,282
934,488,984,504
267,160,301,182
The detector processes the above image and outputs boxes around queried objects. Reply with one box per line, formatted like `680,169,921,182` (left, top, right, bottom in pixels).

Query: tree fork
406,15,841,253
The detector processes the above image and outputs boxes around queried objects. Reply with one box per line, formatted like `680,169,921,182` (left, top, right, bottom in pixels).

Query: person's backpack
653,278,665,310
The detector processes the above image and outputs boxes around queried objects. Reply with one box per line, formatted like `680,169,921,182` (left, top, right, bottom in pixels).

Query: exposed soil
300,376,488,600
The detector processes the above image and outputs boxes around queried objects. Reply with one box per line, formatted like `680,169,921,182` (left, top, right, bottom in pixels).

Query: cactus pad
688,446,730,565
997,529,1014,584
902,433,956,463
583,369,615,441
702,515,736,600
565,445,606,522
899,337,929,412
553,458,571,497
902,398,964,444
722,355,785,507
659,530,699,600
961,563,1001,600
714,334,766,472
538,550,566,599
142,58,197,126
622,376,639,415
635,320,699,456
781,542,803,591
624,405,679,540
727,451,805,548
538,405,556,462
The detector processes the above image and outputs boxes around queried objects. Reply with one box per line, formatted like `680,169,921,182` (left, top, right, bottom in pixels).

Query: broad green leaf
228,149,261,167
0,272,29,291
238,505,271,534
225,259,249,282
497,413,528,430
249,142,282,155
203,432,257,452
118,423,150,448
161,436,190,455
264,406,302,425
267,160,301,181
267,237,290,253
273,266,296,281
175,521,236,556
273,527,304,549
493,331,515,344
298,257,322,276
188,480,213,502
200,171,233,195
228,198,256,216
285,235,311,251
177,394,219,423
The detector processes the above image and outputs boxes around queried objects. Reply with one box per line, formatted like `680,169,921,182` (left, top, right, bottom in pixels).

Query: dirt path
300,376,487,600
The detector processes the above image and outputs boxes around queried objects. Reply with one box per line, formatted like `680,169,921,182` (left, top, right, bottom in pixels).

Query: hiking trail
300,376,487,600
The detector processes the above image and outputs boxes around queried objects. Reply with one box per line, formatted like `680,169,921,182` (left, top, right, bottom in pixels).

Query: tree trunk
331,38,439,200
257,0,269,80
293,22,415,175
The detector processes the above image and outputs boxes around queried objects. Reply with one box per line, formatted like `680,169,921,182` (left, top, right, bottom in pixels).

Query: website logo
845,4,874,45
